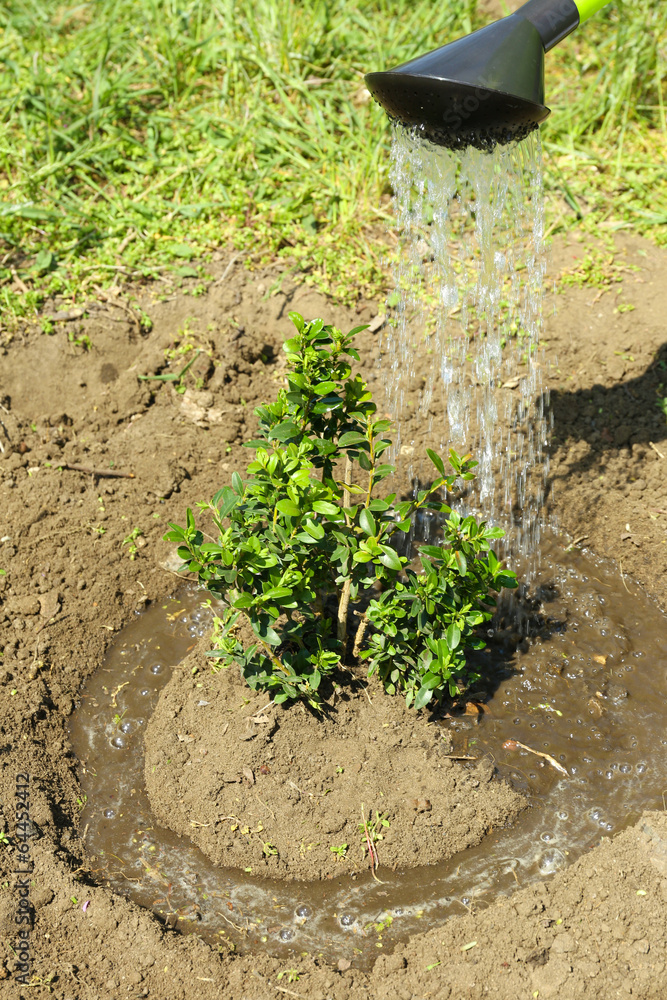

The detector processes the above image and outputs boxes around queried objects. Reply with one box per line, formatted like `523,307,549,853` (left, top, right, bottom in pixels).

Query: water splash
382,126,548,565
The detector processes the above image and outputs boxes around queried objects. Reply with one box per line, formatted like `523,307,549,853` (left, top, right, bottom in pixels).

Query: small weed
657,398,667,421
67,330,92,351
122,527,143,560
262,841,278,857
277,970,301,984
330,843,348,859
359,810,390,846
76,795,87,811
0,831,11,847
138,351,201,395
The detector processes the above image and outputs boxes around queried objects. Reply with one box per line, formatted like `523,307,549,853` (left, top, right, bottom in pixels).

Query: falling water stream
69,130,667,965
384,127,547,563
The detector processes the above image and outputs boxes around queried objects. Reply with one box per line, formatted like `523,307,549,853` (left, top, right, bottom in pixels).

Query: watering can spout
365,0,610,151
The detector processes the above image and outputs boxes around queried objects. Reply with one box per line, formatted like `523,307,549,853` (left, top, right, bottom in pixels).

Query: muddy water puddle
69,535,667,966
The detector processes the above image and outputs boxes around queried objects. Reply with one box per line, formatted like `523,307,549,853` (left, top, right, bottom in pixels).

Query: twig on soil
93,286,143,330
565,534,589,552
502,739,569,777
649,441,664,460
254,792,276,822
442,754,478,761
287,781,314,799
59,463,135,479
214,252,243,286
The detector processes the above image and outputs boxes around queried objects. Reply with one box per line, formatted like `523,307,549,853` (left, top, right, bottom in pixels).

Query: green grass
0,0,665,324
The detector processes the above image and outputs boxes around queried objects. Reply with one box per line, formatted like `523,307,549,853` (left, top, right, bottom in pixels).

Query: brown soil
1,234,666,999
145,643,523,879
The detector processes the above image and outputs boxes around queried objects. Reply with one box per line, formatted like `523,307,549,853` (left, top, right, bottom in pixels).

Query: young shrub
164,313,517,711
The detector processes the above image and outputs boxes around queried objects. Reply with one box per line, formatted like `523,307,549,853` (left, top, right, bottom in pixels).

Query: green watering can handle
574,0,611,23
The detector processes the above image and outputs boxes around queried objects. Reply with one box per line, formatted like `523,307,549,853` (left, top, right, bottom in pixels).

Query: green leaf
454,550,467,576
414,685,434,711
338,431,367,447
276,498,301,517
359,509,376,536
253,619,281,646
313,380,338,394
233,593,254,609
303,519,325,540
446,624,461,651
426,448,446,477
269,420,300,441
379,546,402,571
288,313,304,334
232,471,244,495
312,501,339,516
262,586,293,600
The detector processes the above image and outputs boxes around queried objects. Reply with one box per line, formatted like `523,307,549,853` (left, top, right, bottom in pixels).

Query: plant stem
352,612,369,658
337,455,352,652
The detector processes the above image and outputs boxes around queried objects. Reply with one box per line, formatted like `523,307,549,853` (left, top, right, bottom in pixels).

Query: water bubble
111,735,125,749
140,689,151,697
103,809,116,819
538,848,566,875
461,896,471,906
605,771,613,780
150,664,162,675
279,928,294,942
590,809,602,821
295,905,310,919
540,832,553,842
619,764,632,774
636,762,648,774
120,722,131,734
556,811,568,821
393,907,404,917
340,914,354,927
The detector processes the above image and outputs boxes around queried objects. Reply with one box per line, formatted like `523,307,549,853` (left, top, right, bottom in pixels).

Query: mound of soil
145,643,524,878
0,233,666,998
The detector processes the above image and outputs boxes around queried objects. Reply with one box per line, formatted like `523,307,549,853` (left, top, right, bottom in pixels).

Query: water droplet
279,928,294,941
140,689,151,697
295,905,310,919
556,811,568,821
111,735,125,749
120,722,131,734
540,832,553,842
636,762,648,774
619,763,632,774
150,664,162,675
340,914,354,927
590,809,601,821
103,809,115,819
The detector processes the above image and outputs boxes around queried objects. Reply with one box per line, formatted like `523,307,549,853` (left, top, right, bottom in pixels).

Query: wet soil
145,642,522,881
1,232,667,998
